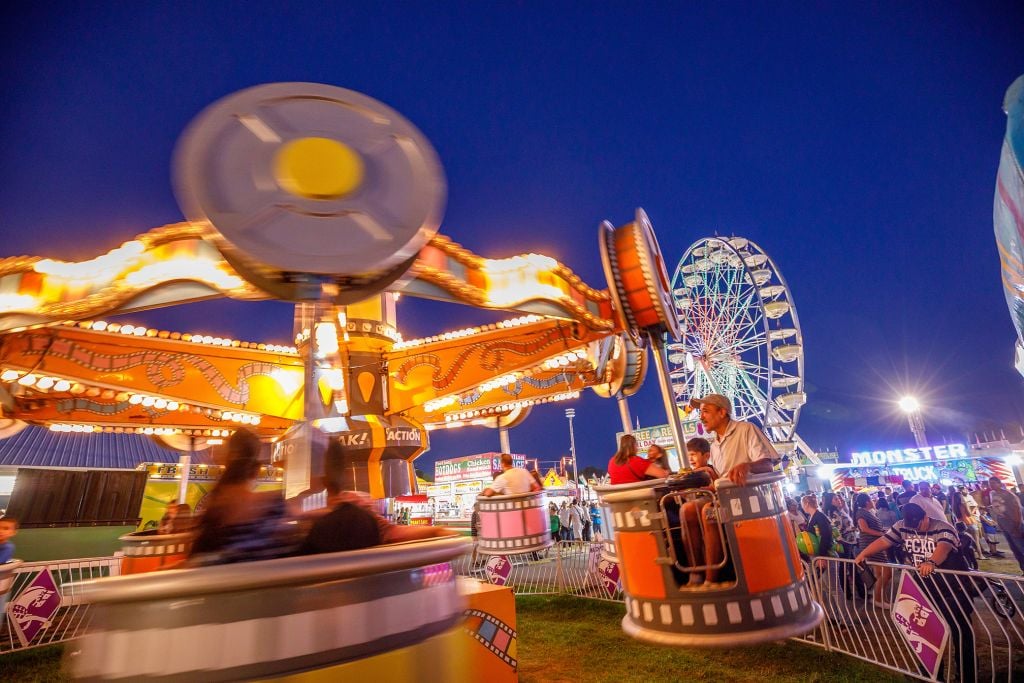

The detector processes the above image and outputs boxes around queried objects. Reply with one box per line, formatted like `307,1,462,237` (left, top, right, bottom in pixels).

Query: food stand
430,453,527,522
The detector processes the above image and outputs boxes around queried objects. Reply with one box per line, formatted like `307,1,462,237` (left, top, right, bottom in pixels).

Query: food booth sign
434,453,526,483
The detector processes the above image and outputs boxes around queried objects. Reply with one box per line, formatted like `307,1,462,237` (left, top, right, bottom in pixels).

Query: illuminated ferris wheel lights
669,235,803,443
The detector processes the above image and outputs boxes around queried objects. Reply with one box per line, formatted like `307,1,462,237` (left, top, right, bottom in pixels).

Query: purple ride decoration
485,555,512,586
890,572,949,680
7,568,62,647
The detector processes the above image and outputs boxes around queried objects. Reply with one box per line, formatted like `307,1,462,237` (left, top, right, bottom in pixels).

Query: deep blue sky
2,3,1023,472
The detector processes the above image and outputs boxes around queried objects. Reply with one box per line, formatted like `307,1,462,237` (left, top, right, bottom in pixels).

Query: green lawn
0,645,68,683
516,595,900,683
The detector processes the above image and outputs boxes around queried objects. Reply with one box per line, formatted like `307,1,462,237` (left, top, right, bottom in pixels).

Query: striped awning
0,425,214,469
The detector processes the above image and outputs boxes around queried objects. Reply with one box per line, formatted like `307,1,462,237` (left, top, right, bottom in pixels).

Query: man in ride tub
689,394,779,583
690,394,778,486
480,453,542,497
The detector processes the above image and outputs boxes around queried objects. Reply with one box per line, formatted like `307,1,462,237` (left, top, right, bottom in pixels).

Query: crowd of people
786,478,1024,577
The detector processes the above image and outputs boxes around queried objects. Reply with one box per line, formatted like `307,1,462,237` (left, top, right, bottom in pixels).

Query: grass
515,595,901,683
0,645,68,683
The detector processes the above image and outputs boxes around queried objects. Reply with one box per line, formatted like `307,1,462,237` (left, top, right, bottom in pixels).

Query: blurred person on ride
646,443,670,471
690,394,776,486
853,493,891,606
158,503,193,534
856,503,975,682
608,433,668,484
910,481,946,522
988,476,1024,573
307,440,450,549
189,428,298,566
481,453,542,497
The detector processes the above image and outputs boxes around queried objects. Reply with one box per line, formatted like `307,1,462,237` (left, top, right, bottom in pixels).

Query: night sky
2,3,1023,473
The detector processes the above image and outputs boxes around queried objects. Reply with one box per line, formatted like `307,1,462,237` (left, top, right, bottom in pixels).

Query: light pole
565,408,578,499
898,395,928,448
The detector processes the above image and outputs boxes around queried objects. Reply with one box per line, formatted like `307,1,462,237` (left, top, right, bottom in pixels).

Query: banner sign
849,444,968,467
7,568,62,647
891,572,949,680
435,453,526,483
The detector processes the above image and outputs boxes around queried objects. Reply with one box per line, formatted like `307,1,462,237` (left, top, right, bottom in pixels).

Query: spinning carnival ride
0,82,679,502
669,236,818,462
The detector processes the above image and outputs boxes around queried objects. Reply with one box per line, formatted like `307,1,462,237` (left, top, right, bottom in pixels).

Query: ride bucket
72,535,472,682
119,531,194,575
599,472,822,647
593,478,667,563
476,490,552,556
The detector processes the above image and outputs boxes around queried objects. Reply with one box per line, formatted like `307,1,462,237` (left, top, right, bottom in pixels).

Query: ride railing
0,556,121,653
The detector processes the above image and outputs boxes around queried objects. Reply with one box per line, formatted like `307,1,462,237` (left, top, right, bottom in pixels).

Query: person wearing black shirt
856,503,975,683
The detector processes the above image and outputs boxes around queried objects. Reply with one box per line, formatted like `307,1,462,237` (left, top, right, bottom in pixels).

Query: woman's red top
608,455,650,485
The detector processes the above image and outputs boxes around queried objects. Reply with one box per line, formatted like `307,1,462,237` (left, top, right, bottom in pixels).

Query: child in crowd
0,516,17,564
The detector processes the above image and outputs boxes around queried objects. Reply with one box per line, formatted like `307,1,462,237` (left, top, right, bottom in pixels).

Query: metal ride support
650,333,690,471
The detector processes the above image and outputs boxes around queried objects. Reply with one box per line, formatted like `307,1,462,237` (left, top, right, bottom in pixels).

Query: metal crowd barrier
0,556,121,653
783,557,1023,682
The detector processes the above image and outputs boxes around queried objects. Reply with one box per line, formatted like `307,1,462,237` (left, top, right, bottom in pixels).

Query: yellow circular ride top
274,136,364,199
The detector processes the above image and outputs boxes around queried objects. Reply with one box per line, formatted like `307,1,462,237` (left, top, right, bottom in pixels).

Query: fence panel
799,556,1024,682
0,556,121,653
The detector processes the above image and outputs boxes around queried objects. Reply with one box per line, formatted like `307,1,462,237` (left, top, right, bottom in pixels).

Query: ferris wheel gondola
669,237,806,446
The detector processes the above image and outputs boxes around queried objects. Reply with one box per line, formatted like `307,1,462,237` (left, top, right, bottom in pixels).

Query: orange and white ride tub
598,472,822,647
476,490,552,556
73,536,472,681
118,531,194,574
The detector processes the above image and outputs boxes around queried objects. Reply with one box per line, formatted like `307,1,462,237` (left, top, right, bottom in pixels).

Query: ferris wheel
668,236,806,448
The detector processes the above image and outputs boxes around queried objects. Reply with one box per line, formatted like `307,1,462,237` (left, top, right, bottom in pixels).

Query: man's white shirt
489,467,536,495
709,419,777,476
